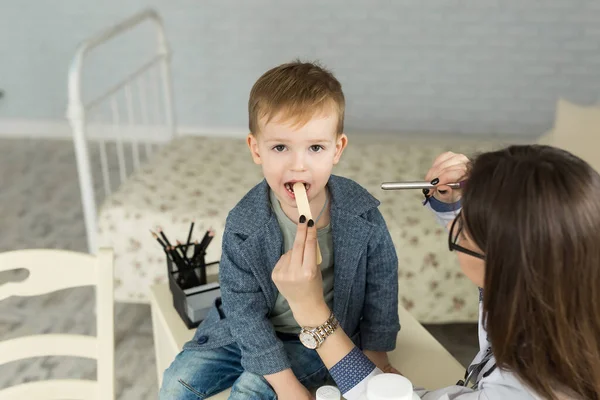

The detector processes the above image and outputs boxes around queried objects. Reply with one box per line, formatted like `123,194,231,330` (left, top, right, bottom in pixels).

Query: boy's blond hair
248,60,345,135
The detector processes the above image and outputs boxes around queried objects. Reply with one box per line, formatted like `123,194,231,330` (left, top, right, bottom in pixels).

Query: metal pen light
381,181,465,190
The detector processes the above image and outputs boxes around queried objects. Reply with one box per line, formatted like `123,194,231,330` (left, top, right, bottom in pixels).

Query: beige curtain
540,98,600,173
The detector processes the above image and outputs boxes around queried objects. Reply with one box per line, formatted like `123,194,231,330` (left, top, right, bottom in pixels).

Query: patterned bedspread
98,134,498,323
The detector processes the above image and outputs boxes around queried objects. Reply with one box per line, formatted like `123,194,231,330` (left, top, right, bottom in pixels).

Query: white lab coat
414,301,537,399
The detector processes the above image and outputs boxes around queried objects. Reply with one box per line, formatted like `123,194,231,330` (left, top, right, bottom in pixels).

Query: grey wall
1,0,599,136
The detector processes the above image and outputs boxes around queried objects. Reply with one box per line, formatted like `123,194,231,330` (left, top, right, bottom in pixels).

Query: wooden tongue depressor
293,182,323,265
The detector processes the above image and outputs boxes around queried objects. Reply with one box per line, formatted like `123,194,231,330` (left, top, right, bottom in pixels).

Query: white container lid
316,385,341,400
366,374,414,400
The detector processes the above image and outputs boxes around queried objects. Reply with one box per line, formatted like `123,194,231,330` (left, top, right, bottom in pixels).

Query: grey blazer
183,175,401,375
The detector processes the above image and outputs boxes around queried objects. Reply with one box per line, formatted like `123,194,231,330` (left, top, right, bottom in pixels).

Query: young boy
159,61,400,399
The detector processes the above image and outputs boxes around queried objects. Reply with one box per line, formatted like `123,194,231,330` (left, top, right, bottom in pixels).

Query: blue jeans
159,335,330,399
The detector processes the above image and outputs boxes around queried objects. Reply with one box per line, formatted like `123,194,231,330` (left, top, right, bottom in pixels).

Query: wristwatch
299,312,339,350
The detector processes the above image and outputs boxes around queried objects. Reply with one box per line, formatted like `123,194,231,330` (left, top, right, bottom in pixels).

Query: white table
150,283,466,399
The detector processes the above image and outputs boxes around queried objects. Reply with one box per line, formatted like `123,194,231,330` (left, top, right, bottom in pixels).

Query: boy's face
247,111,348,211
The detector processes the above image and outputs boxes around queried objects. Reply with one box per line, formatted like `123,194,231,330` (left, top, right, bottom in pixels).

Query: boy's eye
273,145,286,152
310,145,324,153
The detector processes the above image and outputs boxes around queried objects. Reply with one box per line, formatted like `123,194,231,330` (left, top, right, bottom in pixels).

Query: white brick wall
1,0,599,137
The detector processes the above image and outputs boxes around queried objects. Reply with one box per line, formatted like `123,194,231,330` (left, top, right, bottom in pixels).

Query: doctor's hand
271,216,330,327
425,151,470,203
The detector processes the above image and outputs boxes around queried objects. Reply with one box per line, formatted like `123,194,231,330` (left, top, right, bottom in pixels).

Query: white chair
0,248,115,400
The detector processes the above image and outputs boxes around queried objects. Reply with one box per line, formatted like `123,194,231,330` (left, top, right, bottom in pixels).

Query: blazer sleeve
219,227,291,375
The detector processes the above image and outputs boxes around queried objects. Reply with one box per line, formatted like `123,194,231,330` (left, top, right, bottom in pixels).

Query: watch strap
302,312,339,349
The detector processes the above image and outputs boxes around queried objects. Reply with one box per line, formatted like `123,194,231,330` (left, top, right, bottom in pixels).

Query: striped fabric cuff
329,347,377,394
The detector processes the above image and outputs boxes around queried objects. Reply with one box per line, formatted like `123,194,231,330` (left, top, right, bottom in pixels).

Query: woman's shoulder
416,368,535,400
478,368,541,400
478,365,581,400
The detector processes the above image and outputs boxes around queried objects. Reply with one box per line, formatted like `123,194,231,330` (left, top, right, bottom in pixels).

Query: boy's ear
247,133,262,165
333,133,348,165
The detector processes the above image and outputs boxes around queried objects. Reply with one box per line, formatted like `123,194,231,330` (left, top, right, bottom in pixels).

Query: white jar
366,374,420,400
316,385,342,400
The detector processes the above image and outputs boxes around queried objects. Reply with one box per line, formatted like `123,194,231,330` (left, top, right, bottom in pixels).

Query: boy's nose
290,151,306,171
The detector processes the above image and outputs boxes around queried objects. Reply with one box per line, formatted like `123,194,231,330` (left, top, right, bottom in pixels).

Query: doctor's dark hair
461,145,600,400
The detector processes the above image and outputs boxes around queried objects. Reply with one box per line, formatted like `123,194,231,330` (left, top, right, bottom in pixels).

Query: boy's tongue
284,182,310,195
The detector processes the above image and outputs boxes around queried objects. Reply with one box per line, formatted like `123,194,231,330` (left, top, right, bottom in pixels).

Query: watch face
299,331,318,349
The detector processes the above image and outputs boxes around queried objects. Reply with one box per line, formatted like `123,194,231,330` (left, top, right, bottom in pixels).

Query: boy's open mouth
284,181,310,195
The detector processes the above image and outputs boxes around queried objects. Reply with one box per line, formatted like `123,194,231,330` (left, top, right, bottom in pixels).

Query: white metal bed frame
66,8,177,253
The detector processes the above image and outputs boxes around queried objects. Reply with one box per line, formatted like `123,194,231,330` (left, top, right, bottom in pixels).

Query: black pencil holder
166,245,220,329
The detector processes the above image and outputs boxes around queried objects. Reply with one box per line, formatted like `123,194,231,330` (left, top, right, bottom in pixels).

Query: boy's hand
278,383,315,400
424,151,469,203
265,369,315,400
364,350,402,375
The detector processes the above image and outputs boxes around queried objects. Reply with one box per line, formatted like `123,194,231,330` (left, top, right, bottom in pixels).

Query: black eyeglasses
448,214,485,260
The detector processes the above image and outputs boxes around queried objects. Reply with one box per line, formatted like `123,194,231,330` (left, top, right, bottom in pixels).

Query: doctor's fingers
291,216,309,268
426,154,470,184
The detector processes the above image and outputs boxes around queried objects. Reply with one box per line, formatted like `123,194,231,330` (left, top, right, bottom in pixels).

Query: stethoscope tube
456,350,496,389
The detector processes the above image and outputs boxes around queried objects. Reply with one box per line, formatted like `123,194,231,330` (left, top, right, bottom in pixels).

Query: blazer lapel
331,208,375,323
238,214,283,310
